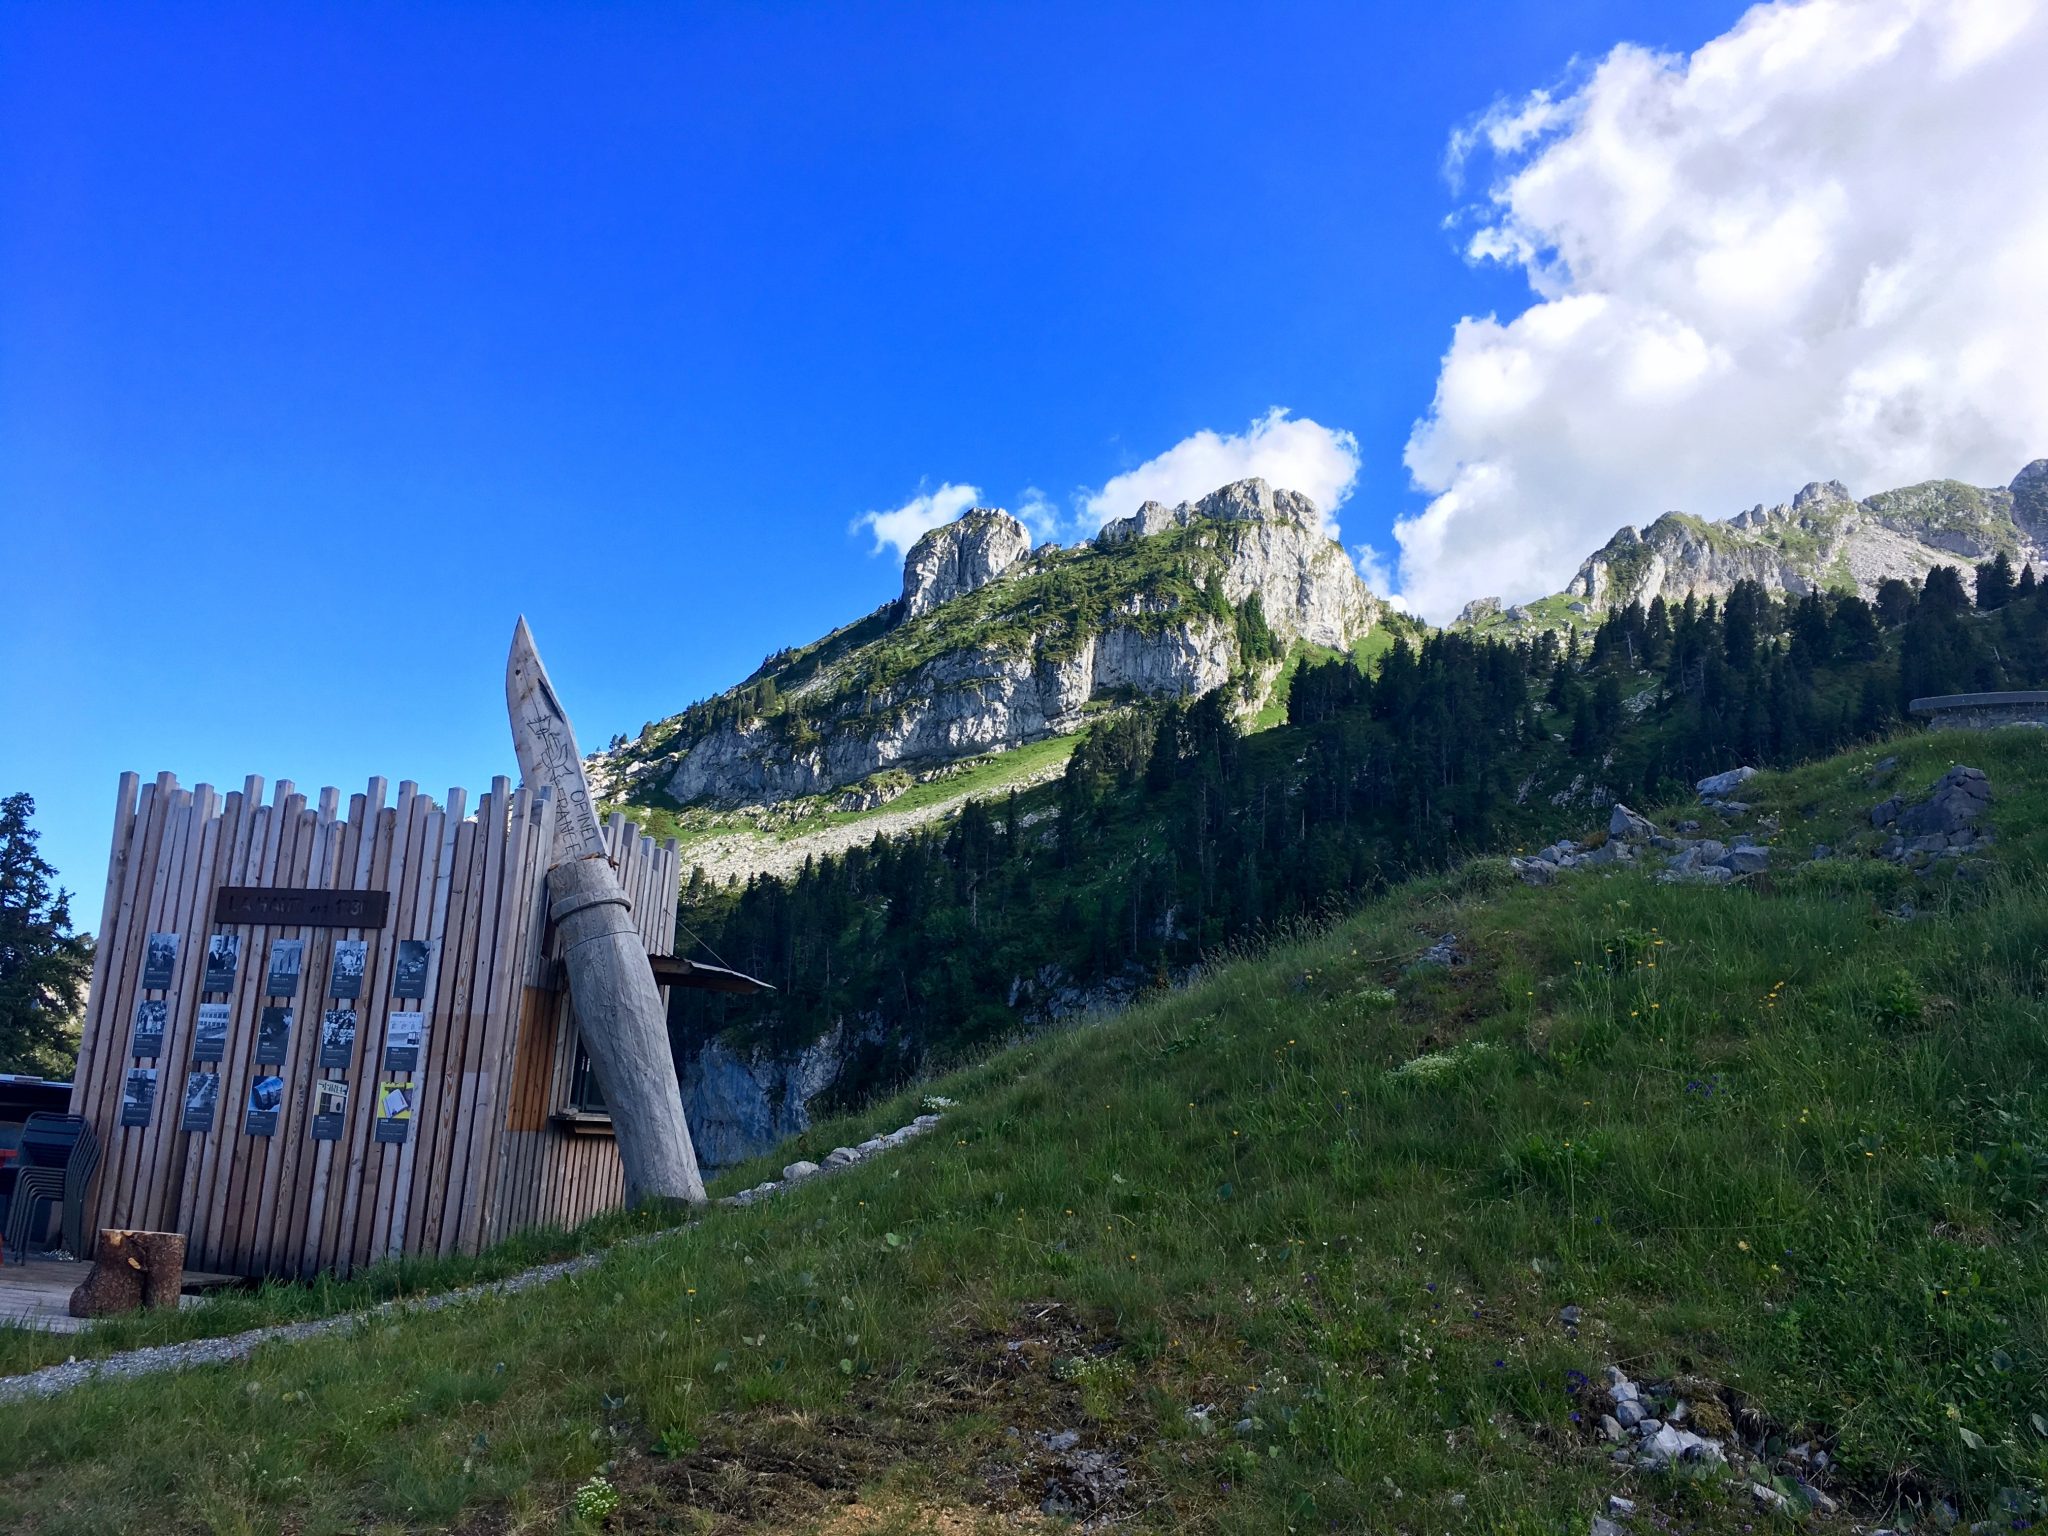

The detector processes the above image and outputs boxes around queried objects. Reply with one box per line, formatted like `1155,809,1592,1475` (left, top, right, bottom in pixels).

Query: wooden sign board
213,886,391,928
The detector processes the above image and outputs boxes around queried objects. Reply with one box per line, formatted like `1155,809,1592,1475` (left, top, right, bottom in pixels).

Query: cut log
133,1230,188,1309
69,1230,145,1318
68,1228,190,1318
506,618,707,1208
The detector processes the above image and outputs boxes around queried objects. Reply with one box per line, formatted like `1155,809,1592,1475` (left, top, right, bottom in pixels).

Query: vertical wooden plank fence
65,771,682,1278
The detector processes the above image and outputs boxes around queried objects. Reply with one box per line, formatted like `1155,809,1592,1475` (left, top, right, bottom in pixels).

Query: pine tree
1922,564,1972,615
0,793,92,1076
1874,578,1917,627
1974,551,2016,611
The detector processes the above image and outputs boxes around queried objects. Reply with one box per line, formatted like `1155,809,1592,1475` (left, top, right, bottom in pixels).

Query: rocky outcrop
675,1021,883,1171
1571,467,2048,612
1460,462,2048,635
900,508,1031,620
1098,479,1376,649
623,477,1380,808
664,616,1234,804
1871,764,1993,864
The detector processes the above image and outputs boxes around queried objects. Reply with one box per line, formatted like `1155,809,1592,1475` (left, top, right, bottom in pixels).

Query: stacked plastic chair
1,1113,100,1261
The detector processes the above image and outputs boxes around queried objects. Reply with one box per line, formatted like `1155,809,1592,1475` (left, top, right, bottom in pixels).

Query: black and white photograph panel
120,1067,157,1127
329,939,368,999
180,1070,220,1132
266,938,304,998
257,1005,293,1063
142,931,180,990
319,1007,358,1069
191,1001,231,1063
384,1009,425,1071
392,939,431,999
131,997,168,1058
203,932,241,992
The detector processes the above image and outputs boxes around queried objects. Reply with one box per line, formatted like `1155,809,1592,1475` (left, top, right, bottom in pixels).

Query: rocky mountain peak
900,507,1031,621
1793,479,1853,512
2012,460,2048,527
1095,477,1322,546
1463,459,2046,639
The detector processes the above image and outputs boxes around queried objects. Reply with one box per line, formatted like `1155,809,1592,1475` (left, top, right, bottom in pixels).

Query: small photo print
203,932,241,993
384,1010,425,1072
374,1079,416,1144
120,1067,158,1127
311,1078,349,1141
329,939,368,1000
132,998,168,1058
266,938,304,998
245,1074,284,1137
191,1001,231,1063
392,939,431,999
143,931,180,990
257,1005,293,1063
319,1008,358,1069
181,1071,220,1132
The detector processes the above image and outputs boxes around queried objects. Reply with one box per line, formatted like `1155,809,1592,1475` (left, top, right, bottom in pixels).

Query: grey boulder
1696,766,1757,798
1609,804,1656,841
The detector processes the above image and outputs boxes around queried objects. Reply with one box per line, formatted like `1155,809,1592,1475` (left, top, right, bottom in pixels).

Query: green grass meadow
2,728,2044,1533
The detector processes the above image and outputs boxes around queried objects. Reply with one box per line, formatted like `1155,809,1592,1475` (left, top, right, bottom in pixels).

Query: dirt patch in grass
917,1301,1154,1527
812,1496,1050,1533
611,1417,910,1533
577,1302,1161,1533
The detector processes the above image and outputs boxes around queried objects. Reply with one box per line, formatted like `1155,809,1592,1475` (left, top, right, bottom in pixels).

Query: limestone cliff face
676,1023,881,1171
900,508,1031,619
1459,462,2048,635
1097,480,1374,650
606,477,1380,809
663,618,1236,804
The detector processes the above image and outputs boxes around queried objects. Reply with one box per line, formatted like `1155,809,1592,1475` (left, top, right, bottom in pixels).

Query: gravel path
0,1113,940,1405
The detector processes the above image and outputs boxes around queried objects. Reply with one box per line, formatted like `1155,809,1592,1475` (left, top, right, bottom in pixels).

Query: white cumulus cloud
1395,0,2048,623
1083,408,1361,539
853,482,984,559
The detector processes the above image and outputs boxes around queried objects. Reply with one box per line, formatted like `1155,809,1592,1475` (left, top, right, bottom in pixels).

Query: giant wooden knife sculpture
508,617,707,1207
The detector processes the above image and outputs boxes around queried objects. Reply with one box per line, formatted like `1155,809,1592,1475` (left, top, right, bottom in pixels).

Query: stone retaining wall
1908,692,2048,731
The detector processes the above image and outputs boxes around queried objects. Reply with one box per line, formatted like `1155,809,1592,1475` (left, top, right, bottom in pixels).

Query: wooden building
64,770,681,1278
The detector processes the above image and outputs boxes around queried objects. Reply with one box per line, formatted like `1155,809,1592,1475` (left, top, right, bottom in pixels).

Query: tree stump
68,1229,187,1318
68,1230,143,1318
132,1230,187,1310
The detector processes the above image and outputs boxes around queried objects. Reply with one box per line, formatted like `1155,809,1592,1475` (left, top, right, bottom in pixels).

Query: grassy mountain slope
4,727,2043,1533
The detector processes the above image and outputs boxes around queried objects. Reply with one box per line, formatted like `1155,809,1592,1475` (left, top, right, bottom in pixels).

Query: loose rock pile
1593,1366,1731,1473
1512,762,1996,889
1590,1365,1844,1520
1871,764,1993,865
1511,772,1777,888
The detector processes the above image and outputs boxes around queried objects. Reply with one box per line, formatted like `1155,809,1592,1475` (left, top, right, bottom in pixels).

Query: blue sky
18,0,2036,928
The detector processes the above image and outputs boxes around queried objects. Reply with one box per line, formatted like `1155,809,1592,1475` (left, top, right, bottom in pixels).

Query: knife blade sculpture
507,617,707,1207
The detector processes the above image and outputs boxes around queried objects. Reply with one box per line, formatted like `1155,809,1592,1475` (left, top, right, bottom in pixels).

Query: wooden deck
0,1259,242,1334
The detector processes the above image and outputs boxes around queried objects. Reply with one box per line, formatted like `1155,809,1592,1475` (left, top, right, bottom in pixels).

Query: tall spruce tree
1974,551,2017,611
0,793,92,1076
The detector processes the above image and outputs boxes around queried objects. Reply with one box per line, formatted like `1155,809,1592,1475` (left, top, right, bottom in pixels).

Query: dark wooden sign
213,887,390,928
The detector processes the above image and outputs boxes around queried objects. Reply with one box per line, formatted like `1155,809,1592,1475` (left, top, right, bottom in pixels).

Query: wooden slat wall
67,772,680,1278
